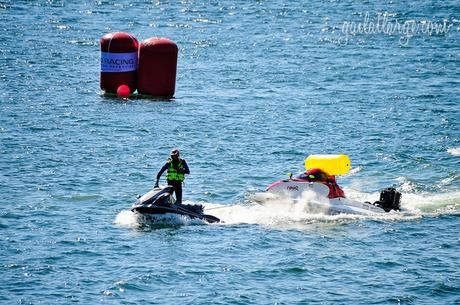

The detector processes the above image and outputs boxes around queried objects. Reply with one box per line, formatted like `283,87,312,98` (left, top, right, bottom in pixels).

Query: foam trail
216,189,460,228
114,209,207,228
115,189,460,229
439,173,460,187
210,191,372,227
114,210,139,227
447,147,460,156
399,191,460,214
343,188,460,214
348,165,363,175
396,176,419,193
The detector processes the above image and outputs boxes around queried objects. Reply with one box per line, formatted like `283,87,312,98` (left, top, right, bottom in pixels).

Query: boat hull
131,186,220,223
266,180,386,215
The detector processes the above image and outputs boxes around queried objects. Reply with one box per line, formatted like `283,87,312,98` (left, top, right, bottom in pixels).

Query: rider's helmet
305,168,329,182
170,148,180,159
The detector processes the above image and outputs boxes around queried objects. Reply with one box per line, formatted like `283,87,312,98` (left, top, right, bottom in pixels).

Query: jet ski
261,154,401,216
131,185,220,223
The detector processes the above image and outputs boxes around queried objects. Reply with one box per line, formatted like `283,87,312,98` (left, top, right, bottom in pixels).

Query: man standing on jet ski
154,148,190,204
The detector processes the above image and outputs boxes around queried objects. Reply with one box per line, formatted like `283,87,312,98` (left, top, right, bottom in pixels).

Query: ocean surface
1,1,460,304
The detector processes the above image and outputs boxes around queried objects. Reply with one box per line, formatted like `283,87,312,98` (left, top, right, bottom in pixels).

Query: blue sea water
1,1,460,304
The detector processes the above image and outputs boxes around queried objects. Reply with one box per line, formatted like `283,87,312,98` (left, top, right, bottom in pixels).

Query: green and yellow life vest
166,159,185,182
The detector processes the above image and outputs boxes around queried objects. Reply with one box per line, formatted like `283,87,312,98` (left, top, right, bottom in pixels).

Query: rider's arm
155,163,169,184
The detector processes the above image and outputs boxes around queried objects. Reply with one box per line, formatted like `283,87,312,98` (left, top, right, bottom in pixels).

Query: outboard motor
374,188,401,212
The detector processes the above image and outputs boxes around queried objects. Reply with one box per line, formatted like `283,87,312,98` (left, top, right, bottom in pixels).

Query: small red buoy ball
117,85,131,98
100,32,138,94
138,38,178,97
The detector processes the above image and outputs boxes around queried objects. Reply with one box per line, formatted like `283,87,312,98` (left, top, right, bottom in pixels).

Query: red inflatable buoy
138,38,178,97
100,32,138,94
117,84,131,97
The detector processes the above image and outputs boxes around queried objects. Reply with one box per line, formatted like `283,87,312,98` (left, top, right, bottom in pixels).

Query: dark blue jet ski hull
131,186,220,223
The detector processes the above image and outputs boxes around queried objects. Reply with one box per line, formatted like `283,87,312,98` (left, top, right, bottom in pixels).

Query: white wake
114,189,460,229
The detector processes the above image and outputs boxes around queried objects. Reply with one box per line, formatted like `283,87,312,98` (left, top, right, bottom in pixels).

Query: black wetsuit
156,159,190,204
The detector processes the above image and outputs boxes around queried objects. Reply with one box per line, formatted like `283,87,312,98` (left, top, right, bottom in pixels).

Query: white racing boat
259,155,401,216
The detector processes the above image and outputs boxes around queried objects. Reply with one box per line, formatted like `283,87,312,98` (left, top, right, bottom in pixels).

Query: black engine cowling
373,188,401,212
